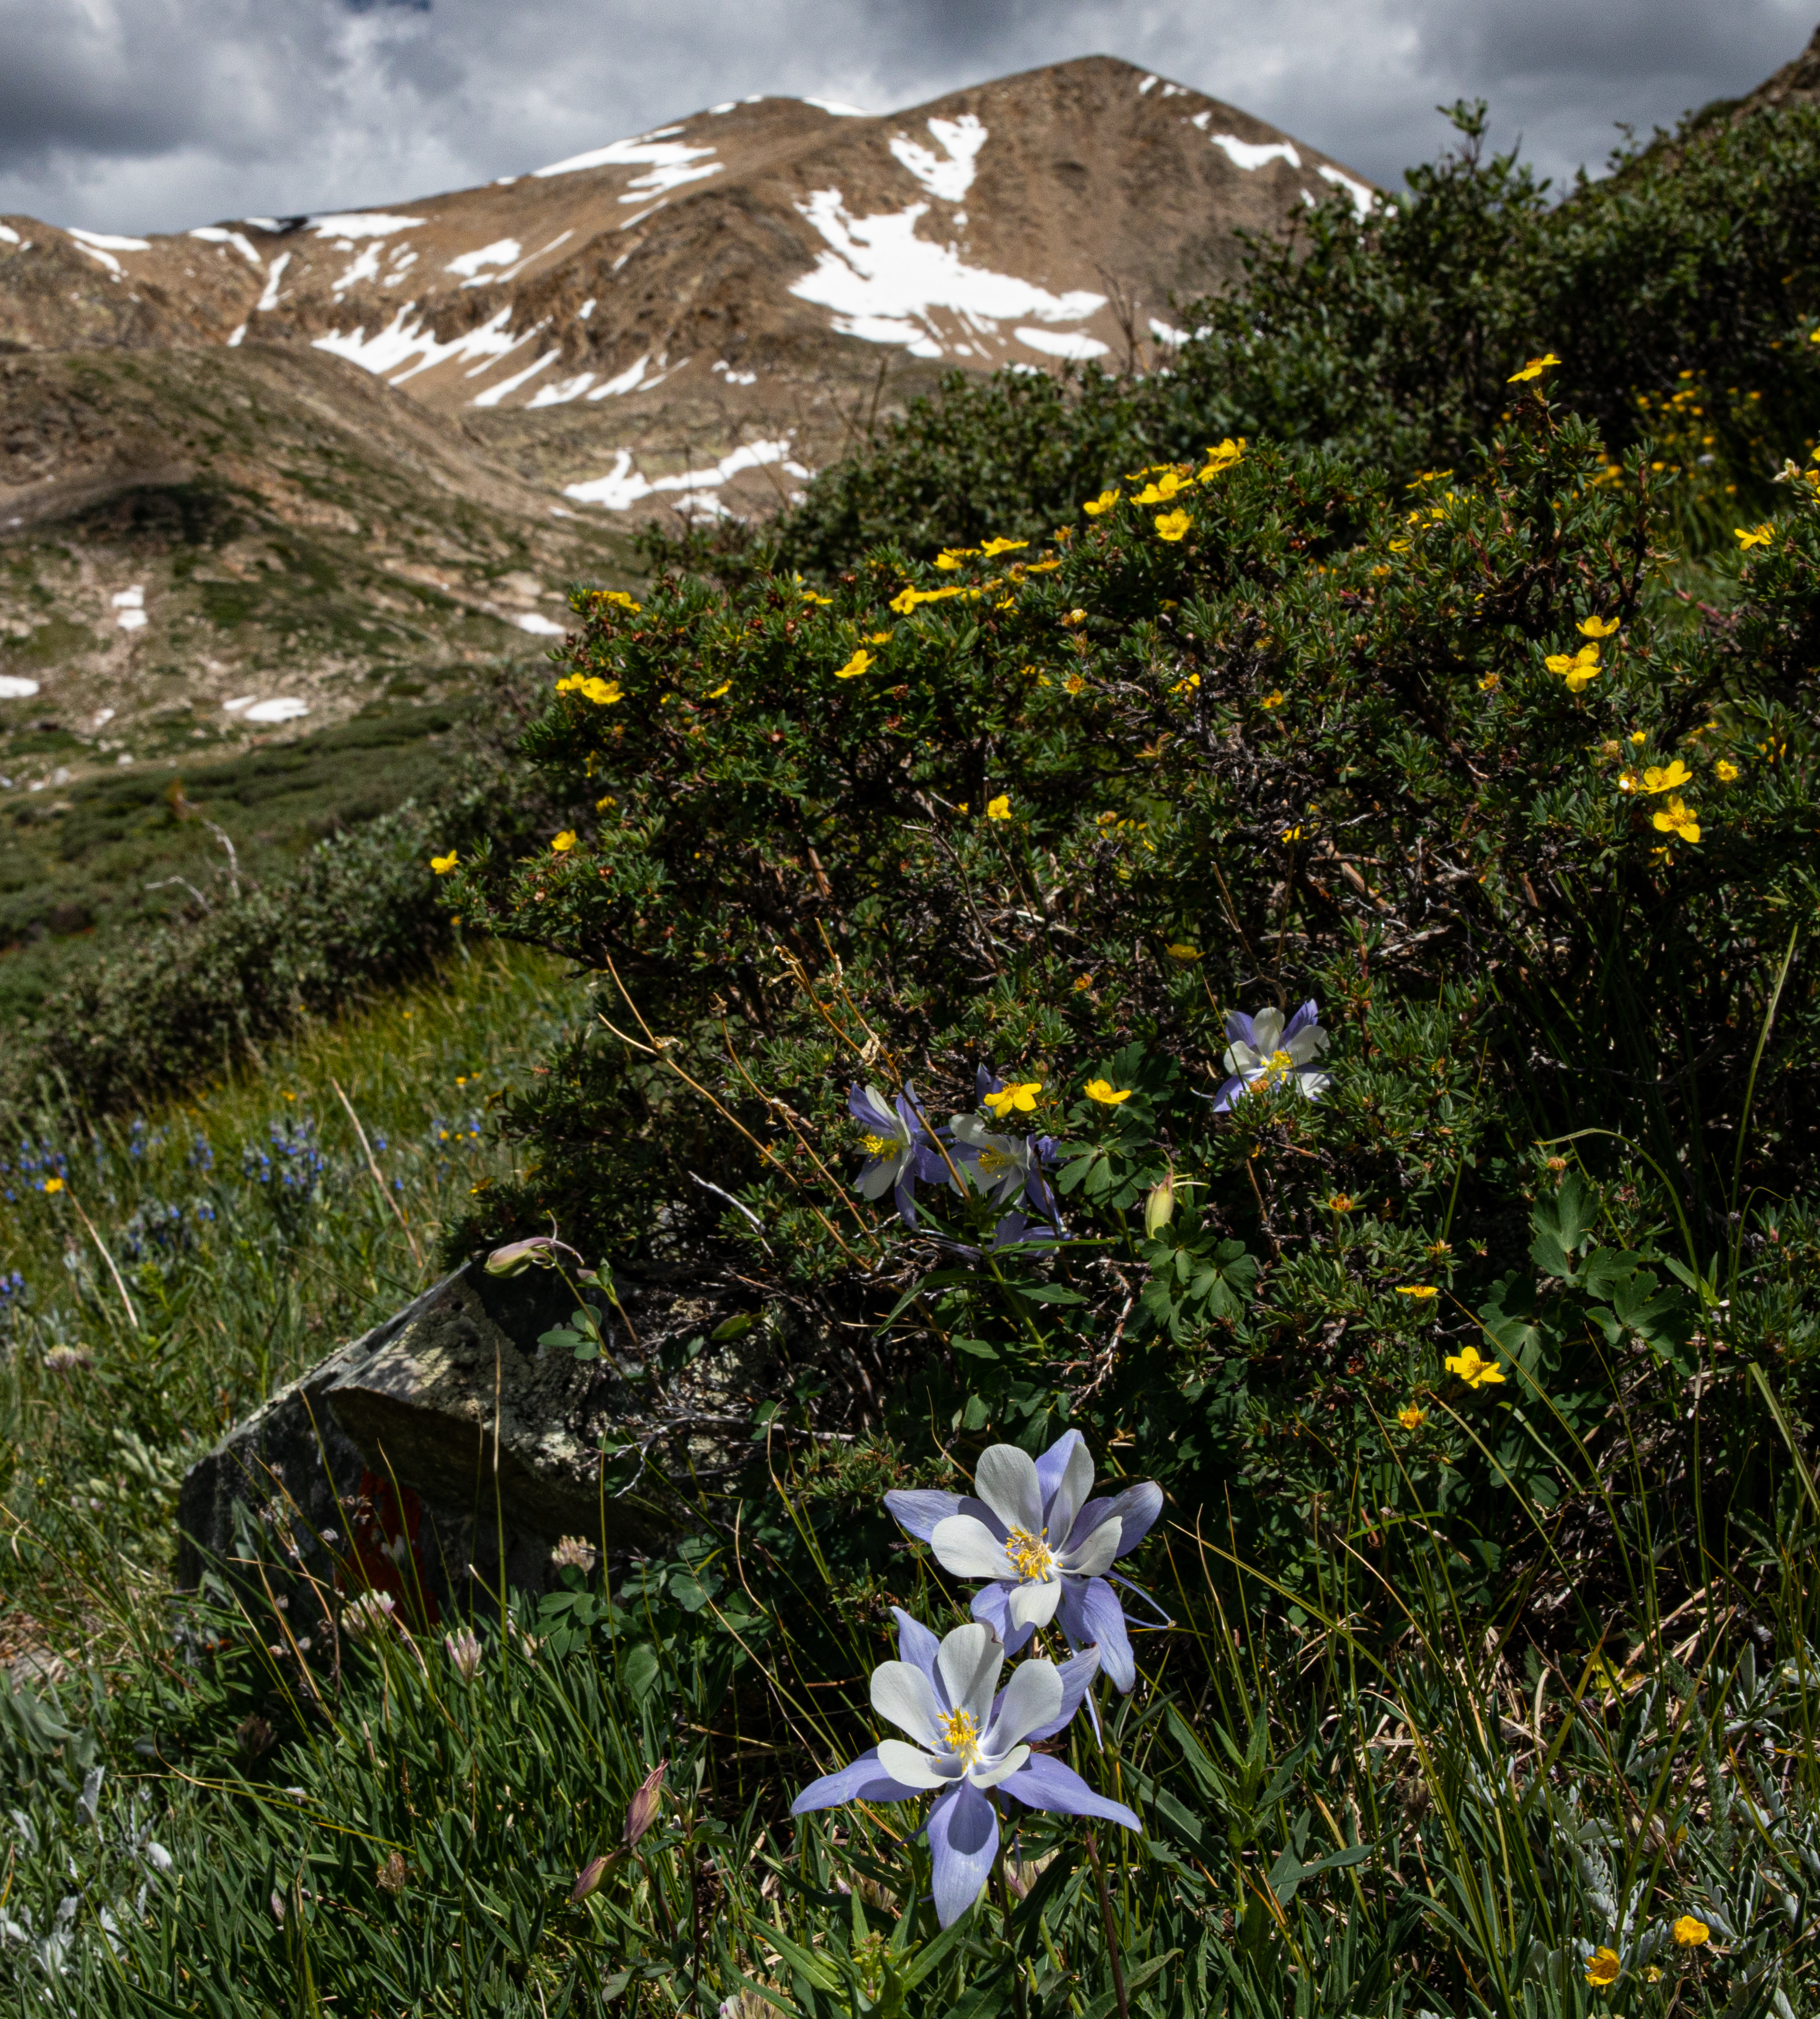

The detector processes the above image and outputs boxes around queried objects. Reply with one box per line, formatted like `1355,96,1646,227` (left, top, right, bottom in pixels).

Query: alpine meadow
6,47,1820,2019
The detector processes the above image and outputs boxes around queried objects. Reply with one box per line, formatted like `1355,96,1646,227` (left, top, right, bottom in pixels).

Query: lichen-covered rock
177,1256,782,1619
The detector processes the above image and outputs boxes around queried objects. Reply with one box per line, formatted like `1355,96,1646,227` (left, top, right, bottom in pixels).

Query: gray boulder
177,1257,777,1621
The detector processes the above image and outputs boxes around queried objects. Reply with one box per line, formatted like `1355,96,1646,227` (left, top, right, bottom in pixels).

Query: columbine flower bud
623,1760,667,1848
1143,1172,1176,1237
443,1627,482,1680
484,1237,552,1277
571,1852,614,1903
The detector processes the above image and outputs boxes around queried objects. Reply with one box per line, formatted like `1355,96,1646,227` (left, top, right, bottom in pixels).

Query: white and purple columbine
848,1082,948,1225
948,1065,1062,1231
791,1612,1138,1926
1209,1000,1331,1113
886,1432,1163,1692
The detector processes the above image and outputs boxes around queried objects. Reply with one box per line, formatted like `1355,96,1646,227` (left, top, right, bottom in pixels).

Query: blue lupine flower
1208,1000,1330,1113
848,1083,948,1225
791,1612,1135,1927
887,1432,1164,1692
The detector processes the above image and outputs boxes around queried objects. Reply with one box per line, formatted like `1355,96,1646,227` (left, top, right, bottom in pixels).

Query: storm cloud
1,0,1814,236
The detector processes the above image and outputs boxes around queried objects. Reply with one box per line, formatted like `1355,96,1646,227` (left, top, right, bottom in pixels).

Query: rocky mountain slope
1,58,1373,522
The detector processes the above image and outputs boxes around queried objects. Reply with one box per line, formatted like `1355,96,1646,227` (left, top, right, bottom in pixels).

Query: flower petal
1039,1431,1095,1543
870,1660,945,1747
969,1580,1028,1652
883,1491,964,1544
1282,999,1323,1043
890,1604,943,1675
983,1657,1064,1754
1085,1481,1164,1557
790,1747,921,1813
1021,1646,1100,1742
1083,1577,1136,1691
875,1739,955,1791
999,1754,1140,1830
848,1084,898,1134
855,1159,898,1200
1058,1519,1121,1579
930,1515,1015,1580
1250,1007,1285,1054
1007,1577,1063,1632
935,1622,1003,1727
927,1781,999,1928
1294,1071,1331,1100
973,1445,1045,1535
1223,1010,1256,1051
1208,1074,1246,1113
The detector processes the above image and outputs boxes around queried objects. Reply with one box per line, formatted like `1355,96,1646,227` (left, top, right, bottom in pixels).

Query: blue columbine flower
791,1612,1136,1927
886,1432,1164,1692
1208,1000,1330,1113
848,1083,948,1225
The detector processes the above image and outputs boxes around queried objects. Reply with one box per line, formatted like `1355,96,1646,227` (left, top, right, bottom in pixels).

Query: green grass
0,699,476,1028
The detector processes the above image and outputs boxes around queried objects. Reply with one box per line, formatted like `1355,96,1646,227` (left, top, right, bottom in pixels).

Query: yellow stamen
861,1133,895,1156
1004,1528,1054,1583
939,1708,982,1764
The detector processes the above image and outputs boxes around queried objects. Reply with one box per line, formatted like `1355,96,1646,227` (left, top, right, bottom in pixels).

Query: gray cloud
0,0,1814,234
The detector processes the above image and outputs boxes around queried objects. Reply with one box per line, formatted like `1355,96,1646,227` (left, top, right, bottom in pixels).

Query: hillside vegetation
2,87,1820,2019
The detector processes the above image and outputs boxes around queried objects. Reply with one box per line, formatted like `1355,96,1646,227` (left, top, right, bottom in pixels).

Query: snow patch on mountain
532,127,723,204
890,115,987,203
1209,134,1300,171
563,438,806,512
789,191,1104,358
308,213,425,240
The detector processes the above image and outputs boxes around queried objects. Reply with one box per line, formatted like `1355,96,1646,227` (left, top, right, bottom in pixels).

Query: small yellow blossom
1396,1286,1440,1301
1155,508,1192,541
1261,691,1285,709
889,584,964,614
1578,614,1620,638
595,794,616,812
800,588,834,605
1133,470,1191,505
980,536,1028,556
595,590,642,613
1545,642,1600,692
1640,759,1690,795
1280,824,1304,841
1073,973,1094,991
934,548,977,572
706,681,731,699
43,1177,64,1196
552,830,578,853
1398,1405,1426,1432
1327,1193,1354,1212
1672,1916,1710,1949
1585,1947,1621,1988
986,794,1012,820
431,851,459,874
1062,608,1087,627
834,649,875,680
1063,673,1087,695
1195,438,1245,479
1083,489,1121,516
1083,1077,1132,1105
1715,758,1741,782
1651,795,1701,844
1735,524,1774,549
865,631,893,645
1165,943,1201,962
983,1080,1044,1118
1478,672,1501,692
1508,352,1562,382
1445,1344,1506,1388
556,673,622,705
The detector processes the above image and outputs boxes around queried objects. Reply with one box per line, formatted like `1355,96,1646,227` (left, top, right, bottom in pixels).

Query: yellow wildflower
1651,795,1701,844
1260,691,1285,709
1672,1916,1709,1949
1073,973,1094,992
865,631,893,645
1083,489,1121,516
1063,673,1087,695
1083,1078,1132,1105
1022,558,1062,574
1578,614,1620,638
1327,1193,1354,1212
1062,608,1087,627
986,794,1012,820
1195,437,1245,479
834,649,875,680
557,673,622,705
43,1177,64,1196
1133,470,1191,505
1735,524,1774,549
1715,759,1741,783
551,831,578,853
983,1081,1044,1118
889,584,964,614
1165,943,1201,962
595,590,642,612
935,548,978,572
1397,1286,1440,1301
706,681,731,698
1508,352,1562,382
1478,672,1501,692
431,851,459,874
1545,642,1600,692
800,588,834,605
1638,759,1690,795
595,794,616,811
1585,1947,1621,1988
1155,508,1192,542
1398,1405,1426,1432
980,536,1028,556
1617,769,1641,794
1444,1344,1505,1388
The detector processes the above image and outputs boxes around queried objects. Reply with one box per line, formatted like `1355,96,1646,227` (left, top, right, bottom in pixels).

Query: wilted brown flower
551,1536,598,1574
624,1760,668,1848
375,1851,409,1896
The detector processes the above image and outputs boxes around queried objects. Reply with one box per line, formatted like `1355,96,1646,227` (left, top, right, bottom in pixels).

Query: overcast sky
1,0,1814,236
